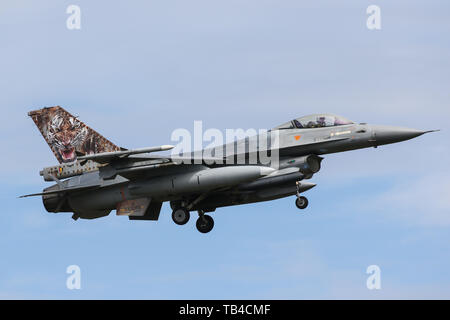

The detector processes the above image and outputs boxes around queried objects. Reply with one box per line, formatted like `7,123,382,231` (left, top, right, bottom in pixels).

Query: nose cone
371,125,427,145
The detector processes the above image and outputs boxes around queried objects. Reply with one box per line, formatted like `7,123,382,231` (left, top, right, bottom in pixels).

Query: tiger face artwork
29,106,120,163
45,111,88,162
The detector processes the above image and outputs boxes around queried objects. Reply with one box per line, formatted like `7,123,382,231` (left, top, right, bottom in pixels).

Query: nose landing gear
295,181,309,210
295,196,309,209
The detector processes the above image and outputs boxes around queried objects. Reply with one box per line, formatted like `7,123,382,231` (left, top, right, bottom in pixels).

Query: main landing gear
295,181,309,210
196,210,214,233
171,206,214,233
172,207,190,225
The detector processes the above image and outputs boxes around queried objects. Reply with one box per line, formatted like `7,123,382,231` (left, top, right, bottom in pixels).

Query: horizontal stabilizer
19,183,100,198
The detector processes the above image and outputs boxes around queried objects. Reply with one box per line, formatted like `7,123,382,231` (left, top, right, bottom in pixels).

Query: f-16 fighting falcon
21,106,437,233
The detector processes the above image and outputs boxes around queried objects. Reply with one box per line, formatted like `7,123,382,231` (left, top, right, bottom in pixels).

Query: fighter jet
21,106,436,233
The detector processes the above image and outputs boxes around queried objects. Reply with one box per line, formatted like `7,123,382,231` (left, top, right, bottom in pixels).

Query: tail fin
28,106,120,163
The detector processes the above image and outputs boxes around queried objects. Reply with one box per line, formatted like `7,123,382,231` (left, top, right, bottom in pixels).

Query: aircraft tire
196,215,214,233
295,196,309,210
172,207,190,225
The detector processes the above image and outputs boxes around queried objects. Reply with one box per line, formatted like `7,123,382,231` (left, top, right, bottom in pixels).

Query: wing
76,145,175,164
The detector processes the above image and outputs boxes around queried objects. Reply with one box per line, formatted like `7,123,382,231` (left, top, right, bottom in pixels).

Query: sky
0,0,449,299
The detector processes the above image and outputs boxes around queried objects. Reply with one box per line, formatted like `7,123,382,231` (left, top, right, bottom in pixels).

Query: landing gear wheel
295,196,308,210
172,207,190,225
196,214,214,233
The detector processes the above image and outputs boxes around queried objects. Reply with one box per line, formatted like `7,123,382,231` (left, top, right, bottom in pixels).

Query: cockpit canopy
273,114,354,130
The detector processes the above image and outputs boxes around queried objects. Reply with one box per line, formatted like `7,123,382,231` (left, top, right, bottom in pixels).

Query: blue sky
1,0,449,299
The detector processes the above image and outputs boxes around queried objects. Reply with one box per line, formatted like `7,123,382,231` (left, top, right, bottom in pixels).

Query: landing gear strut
196,210,214,233
295,181,309,210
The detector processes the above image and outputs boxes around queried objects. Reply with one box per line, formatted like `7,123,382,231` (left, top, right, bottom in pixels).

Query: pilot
317,117,327,127
306,121,317,128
